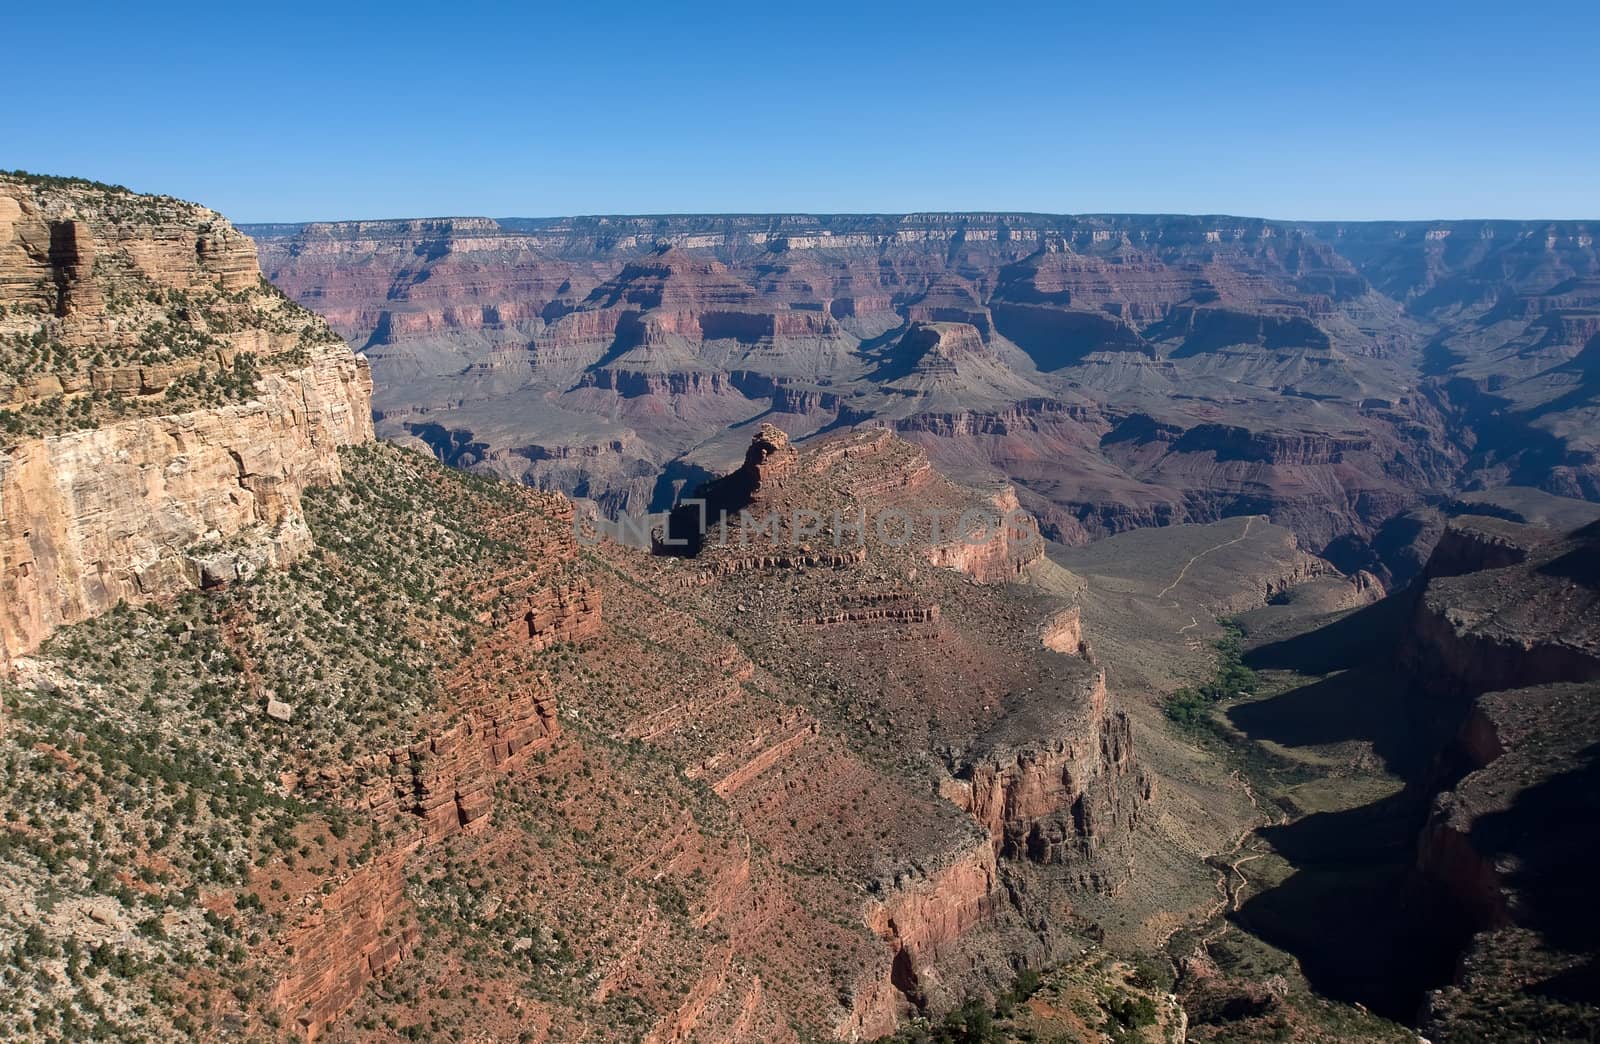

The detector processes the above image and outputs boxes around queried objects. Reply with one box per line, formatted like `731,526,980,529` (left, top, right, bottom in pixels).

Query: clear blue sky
5,0,1597,222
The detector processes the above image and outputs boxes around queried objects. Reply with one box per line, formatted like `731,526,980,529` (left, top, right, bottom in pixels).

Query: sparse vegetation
0,175,341,448
876,953,1178,1044
0,442,582,1040
1165,622,1259,728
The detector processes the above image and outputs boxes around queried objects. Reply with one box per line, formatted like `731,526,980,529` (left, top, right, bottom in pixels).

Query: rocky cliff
1401,516,1600,1040
0,343,1146,1044
0,173,373,667
1402,520,1600,697
941,666,1151,879
640,423,1153,1031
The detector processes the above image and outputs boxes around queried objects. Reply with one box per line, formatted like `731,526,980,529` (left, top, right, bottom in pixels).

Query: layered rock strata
1402,517,1600,1039
252,211,1599,570
0,174,374,667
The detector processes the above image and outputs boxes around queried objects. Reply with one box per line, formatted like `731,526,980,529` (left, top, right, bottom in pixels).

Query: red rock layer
274,556,595,1032
857,843,1000,1032
270,849,418,1041
941,671,1151,879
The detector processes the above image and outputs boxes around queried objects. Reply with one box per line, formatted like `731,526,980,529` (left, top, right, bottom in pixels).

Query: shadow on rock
1232,790,1452,1022
1243,595,1408,676
1225,665,1428,780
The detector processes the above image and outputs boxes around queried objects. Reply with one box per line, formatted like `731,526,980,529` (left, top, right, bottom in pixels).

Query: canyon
0,175,1167,1042
249,212,1599,585
2,170,1597,1044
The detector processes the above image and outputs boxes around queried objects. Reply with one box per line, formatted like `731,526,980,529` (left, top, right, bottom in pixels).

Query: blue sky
5,0,1597,222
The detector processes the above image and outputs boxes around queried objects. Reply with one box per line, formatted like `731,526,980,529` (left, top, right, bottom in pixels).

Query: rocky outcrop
1403,587,1600,699
861,842,1000,1020
2,177,259,312
0,341,372,665
0,175,375,669
692,546,867,581
278,589,581,1032
296,686,558,848
941,669,1150,880
270,848,417,1042
1413,700,1514,937
1414,682,1600,1040
511,579,603,649
1420,516,1554,580
923,486,1044,583
581,367,742,399
656,423,798,556
1169,424,1369,466
635,423,1152,1037
810,608,937,628
1039,606,1091,659
1399,517,1600,1040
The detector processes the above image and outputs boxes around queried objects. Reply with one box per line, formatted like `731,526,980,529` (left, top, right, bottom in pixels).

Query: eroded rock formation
1401,516,1600,1039
269,849,418,1041
942,669,1150,877
0,174,373,667
251,212,1599,572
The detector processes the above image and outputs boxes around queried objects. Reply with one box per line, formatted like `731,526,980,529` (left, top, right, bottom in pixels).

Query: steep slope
1404,517,1600,1040
1194,508,1600,1043
0,180,1150,1042
640,423,1153,1028
0,177,1163,1044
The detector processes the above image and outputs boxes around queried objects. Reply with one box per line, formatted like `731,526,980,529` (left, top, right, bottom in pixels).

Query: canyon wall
251,211,1597,569
859,842,1000,1027
269,848,418,1041
1401,515,1600,1039
0,341,371,664
941,664,1151,883
0,174,374,666
636,423,1158,1036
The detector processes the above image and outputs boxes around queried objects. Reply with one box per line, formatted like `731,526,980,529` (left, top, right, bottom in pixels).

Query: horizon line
234,210,1600,229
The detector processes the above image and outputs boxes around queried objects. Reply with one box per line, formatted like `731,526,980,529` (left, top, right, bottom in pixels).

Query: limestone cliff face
855,842,1000,1033
941,668,1150,883
1419,516,1552,581
295,681,559,850
0,174,374,666
1401,563,1600,698
1039,605,1088,657
0,341,371,664
0,177,258,319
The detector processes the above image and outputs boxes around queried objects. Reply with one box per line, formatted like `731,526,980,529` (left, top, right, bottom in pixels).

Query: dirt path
1204,769,1287,938
1155,771,1260,950
1158,767,1287,960
1157,515,1258,602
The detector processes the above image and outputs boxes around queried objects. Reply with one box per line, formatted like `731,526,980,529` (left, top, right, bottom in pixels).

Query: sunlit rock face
0,174,373,666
